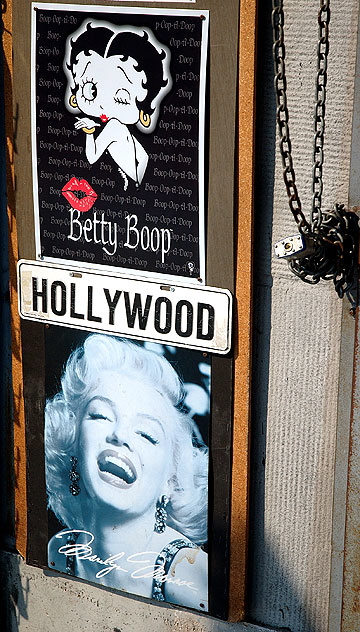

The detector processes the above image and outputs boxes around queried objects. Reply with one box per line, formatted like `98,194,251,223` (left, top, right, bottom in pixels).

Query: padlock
274,233,317,260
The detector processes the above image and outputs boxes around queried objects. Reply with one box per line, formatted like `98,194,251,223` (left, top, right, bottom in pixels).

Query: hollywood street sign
18,260,232,353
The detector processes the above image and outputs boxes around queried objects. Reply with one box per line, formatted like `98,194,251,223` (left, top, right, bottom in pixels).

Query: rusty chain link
272,0,309,234
289,205,359,298
312,0,330,230
272,0,359,299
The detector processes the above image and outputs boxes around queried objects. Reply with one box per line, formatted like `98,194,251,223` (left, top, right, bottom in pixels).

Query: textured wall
1,551,265,632
248,1,358,631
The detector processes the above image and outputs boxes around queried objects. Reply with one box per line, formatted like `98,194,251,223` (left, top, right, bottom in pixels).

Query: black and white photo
45,330,210,610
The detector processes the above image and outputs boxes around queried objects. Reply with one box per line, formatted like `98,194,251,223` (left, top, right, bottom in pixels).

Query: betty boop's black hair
68,23,168,115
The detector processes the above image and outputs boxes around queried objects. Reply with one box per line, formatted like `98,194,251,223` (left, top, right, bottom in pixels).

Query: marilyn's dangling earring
154,495,169,533
69,456,80,496
69,94,78,109
139,110,151,128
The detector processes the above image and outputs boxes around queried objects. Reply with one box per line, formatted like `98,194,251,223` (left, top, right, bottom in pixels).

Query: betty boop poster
45,327,210,610
31,4,208,283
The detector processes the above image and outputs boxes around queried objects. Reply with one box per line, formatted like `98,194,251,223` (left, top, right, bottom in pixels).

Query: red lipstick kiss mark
62,177,97,213
100,114,109,122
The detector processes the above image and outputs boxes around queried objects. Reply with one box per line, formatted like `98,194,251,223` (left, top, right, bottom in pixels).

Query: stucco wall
248,1,358,630
2,0,359,631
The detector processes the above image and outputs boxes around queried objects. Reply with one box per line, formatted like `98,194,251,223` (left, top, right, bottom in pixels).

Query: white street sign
18,260,232,353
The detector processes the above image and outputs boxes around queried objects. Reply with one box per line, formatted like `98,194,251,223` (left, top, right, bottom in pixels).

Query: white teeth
105,456,133,478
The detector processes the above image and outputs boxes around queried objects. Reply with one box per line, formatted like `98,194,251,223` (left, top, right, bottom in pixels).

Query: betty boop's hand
74,117,100,134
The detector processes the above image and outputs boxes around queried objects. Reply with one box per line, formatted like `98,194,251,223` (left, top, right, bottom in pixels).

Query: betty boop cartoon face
64,21,172,133
72,51,148,125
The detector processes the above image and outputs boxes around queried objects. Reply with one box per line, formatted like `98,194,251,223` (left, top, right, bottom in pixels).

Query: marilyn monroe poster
45,328,210,611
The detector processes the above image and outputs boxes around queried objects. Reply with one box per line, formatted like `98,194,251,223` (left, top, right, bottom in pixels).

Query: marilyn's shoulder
48,529,77,574
163,535,208,612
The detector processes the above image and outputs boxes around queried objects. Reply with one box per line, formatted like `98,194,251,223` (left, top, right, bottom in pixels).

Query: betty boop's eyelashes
81,78,98,103
114,88,130,105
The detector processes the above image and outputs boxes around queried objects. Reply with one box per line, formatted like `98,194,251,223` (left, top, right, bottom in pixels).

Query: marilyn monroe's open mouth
97,450,137,488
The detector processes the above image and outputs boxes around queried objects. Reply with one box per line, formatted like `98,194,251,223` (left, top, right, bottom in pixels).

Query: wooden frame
7,0,257,620
230,0,257,620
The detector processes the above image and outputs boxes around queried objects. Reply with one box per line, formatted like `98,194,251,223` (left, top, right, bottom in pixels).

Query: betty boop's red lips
61,177,97,213
100,114,109,122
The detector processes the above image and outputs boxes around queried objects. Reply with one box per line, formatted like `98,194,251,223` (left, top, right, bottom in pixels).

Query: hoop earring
69,456,80,496
139,110,151,128
69,94,78,109
154,495,169,533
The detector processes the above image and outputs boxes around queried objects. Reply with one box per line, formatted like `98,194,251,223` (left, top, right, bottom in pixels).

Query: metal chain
312,0,330,230
272,0,309,234
289,205,358,298
272,0,359,299
272,0,330,229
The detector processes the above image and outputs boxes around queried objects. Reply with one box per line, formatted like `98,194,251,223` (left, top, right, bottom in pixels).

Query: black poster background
44,326,211,608
33,5,207,280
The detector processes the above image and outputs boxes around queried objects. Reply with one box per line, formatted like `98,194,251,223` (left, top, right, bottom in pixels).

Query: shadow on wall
0,5,28,631
247,0,275,617
0,0,13,554
0,0,13,545
0,1,331,630
0,551,29,631
247,2,325,631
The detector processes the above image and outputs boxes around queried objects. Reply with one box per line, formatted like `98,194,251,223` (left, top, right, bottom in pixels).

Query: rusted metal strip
4,0,28,557
229,0,257,621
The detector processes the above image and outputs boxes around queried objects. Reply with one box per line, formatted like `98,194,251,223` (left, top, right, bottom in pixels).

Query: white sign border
18,260,233,354
113,1,197,3
31,3,208,285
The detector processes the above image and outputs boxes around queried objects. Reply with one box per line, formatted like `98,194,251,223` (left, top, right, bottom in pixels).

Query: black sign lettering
197,303,215,341
104,288,122,325
154,296,172,334
51,280,67,316
33,277,48,312
175,300,194,338
70,283,84,320
87,286,102,323
124,292,152,330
